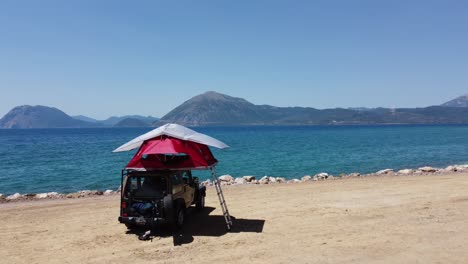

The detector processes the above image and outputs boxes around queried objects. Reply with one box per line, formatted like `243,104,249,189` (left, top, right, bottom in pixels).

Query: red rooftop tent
125,136,218,170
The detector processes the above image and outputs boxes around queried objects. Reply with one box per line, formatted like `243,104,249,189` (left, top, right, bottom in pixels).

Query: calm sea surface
1,125,468,195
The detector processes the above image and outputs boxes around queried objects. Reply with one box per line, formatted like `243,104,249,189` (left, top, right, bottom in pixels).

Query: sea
1,125,468,195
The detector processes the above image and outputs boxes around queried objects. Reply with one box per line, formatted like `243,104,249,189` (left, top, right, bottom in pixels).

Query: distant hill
0,106,160,129
113,118,151,127
0,105,96,128
157,91,468,126
441,94,468,107
72,115,98,123
101,115,159,126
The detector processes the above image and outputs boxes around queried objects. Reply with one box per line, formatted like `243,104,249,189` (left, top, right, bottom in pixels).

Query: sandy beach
1,173,467,264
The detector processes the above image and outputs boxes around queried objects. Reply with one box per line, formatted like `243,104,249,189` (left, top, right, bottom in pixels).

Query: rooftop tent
113,123,229,171
125,136,218,170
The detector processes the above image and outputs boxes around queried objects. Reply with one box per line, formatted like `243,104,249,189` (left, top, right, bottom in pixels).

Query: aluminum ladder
210,166,233,231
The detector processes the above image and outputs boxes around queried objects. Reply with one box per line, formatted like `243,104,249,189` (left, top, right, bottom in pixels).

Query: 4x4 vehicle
118,170,206,229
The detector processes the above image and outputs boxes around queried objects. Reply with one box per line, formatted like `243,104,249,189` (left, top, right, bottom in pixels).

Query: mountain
159,91,271,125
158,91,468,126
0,105,96,128
113,118,152,127
101,115,159,126
441,94,468,107
72,115,98,123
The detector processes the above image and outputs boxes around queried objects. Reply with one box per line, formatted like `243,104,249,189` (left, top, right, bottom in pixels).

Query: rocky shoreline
1,164,467,203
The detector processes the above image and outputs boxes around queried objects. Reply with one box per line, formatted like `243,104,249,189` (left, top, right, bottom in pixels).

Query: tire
196,195,205,211
175,206,185,229
125,223,134,229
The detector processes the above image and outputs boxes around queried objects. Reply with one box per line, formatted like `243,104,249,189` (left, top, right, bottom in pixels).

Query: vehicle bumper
118,216,169,226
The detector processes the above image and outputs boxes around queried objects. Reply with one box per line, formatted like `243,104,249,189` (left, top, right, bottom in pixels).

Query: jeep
118,169,206,229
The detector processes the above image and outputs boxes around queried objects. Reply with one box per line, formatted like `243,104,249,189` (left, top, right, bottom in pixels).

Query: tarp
113,123,229,152
125,136,218,170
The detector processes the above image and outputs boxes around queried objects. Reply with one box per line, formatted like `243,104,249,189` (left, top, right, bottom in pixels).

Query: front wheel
175,207,185,229
196,195,205,211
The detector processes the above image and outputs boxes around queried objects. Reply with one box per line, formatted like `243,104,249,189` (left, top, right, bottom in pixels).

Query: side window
182,171,192,184
171,174,182,186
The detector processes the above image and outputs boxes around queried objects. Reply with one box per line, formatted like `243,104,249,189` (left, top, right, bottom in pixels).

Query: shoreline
1,163,467,204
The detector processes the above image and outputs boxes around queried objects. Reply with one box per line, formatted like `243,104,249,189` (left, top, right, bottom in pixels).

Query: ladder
210,166,233,231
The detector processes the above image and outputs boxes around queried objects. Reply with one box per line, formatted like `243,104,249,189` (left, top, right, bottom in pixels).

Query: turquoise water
1,125,468,195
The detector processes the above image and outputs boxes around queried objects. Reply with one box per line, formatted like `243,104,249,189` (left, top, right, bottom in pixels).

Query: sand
1,173,468,264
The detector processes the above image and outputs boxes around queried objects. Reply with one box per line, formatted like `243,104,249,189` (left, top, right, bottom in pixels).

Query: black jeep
118,170,206,229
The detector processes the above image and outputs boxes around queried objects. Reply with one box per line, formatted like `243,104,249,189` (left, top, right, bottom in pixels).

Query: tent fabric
125,136,218,170
113,123,229,152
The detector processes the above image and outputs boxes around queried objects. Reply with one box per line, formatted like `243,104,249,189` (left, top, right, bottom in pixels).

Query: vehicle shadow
125,206,265,245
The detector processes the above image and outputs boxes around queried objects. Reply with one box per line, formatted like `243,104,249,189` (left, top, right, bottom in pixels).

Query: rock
276,177,286,183
218,175,234,182
78,190,92,196
327,175,335,180
95,191,104,196
242,176,256,182
288,179,301,183
234,177,246,184
259,176,269,184
251,180,259,184
49,192,60,198
313,173,329,181
36,193,48,199
6,193,23,200
268,177,277,183
397,169,414,174
201,179,212,186
301,175,312,182
66,193,76,198
104,190,114,195
35,192,60,199
445,166,457,172
0,194,4,200
346,173,361,178
376,169,394,175
418,166,437,173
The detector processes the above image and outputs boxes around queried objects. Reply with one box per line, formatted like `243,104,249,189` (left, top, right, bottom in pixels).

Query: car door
171,173,184,201
182,171,195,207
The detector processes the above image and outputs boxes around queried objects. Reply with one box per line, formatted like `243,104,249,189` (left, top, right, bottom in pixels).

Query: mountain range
0,106,157,129
1,91,468,128
156,91,468,126
72,115,158,126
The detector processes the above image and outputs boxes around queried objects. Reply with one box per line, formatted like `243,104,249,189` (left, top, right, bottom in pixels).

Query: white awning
112,123,229,152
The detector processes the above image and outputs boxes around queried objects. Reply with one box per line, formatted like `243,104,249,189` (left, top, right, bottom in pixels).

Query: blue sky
0,0,467,119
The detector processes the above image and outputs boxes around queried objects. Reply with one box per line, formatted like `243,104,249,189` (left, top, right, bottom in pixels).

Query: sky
0,0,467,119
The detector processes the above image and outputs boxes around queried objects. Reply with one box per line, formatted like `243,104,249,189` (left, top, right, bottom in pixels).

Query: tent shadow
125,206,265,246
